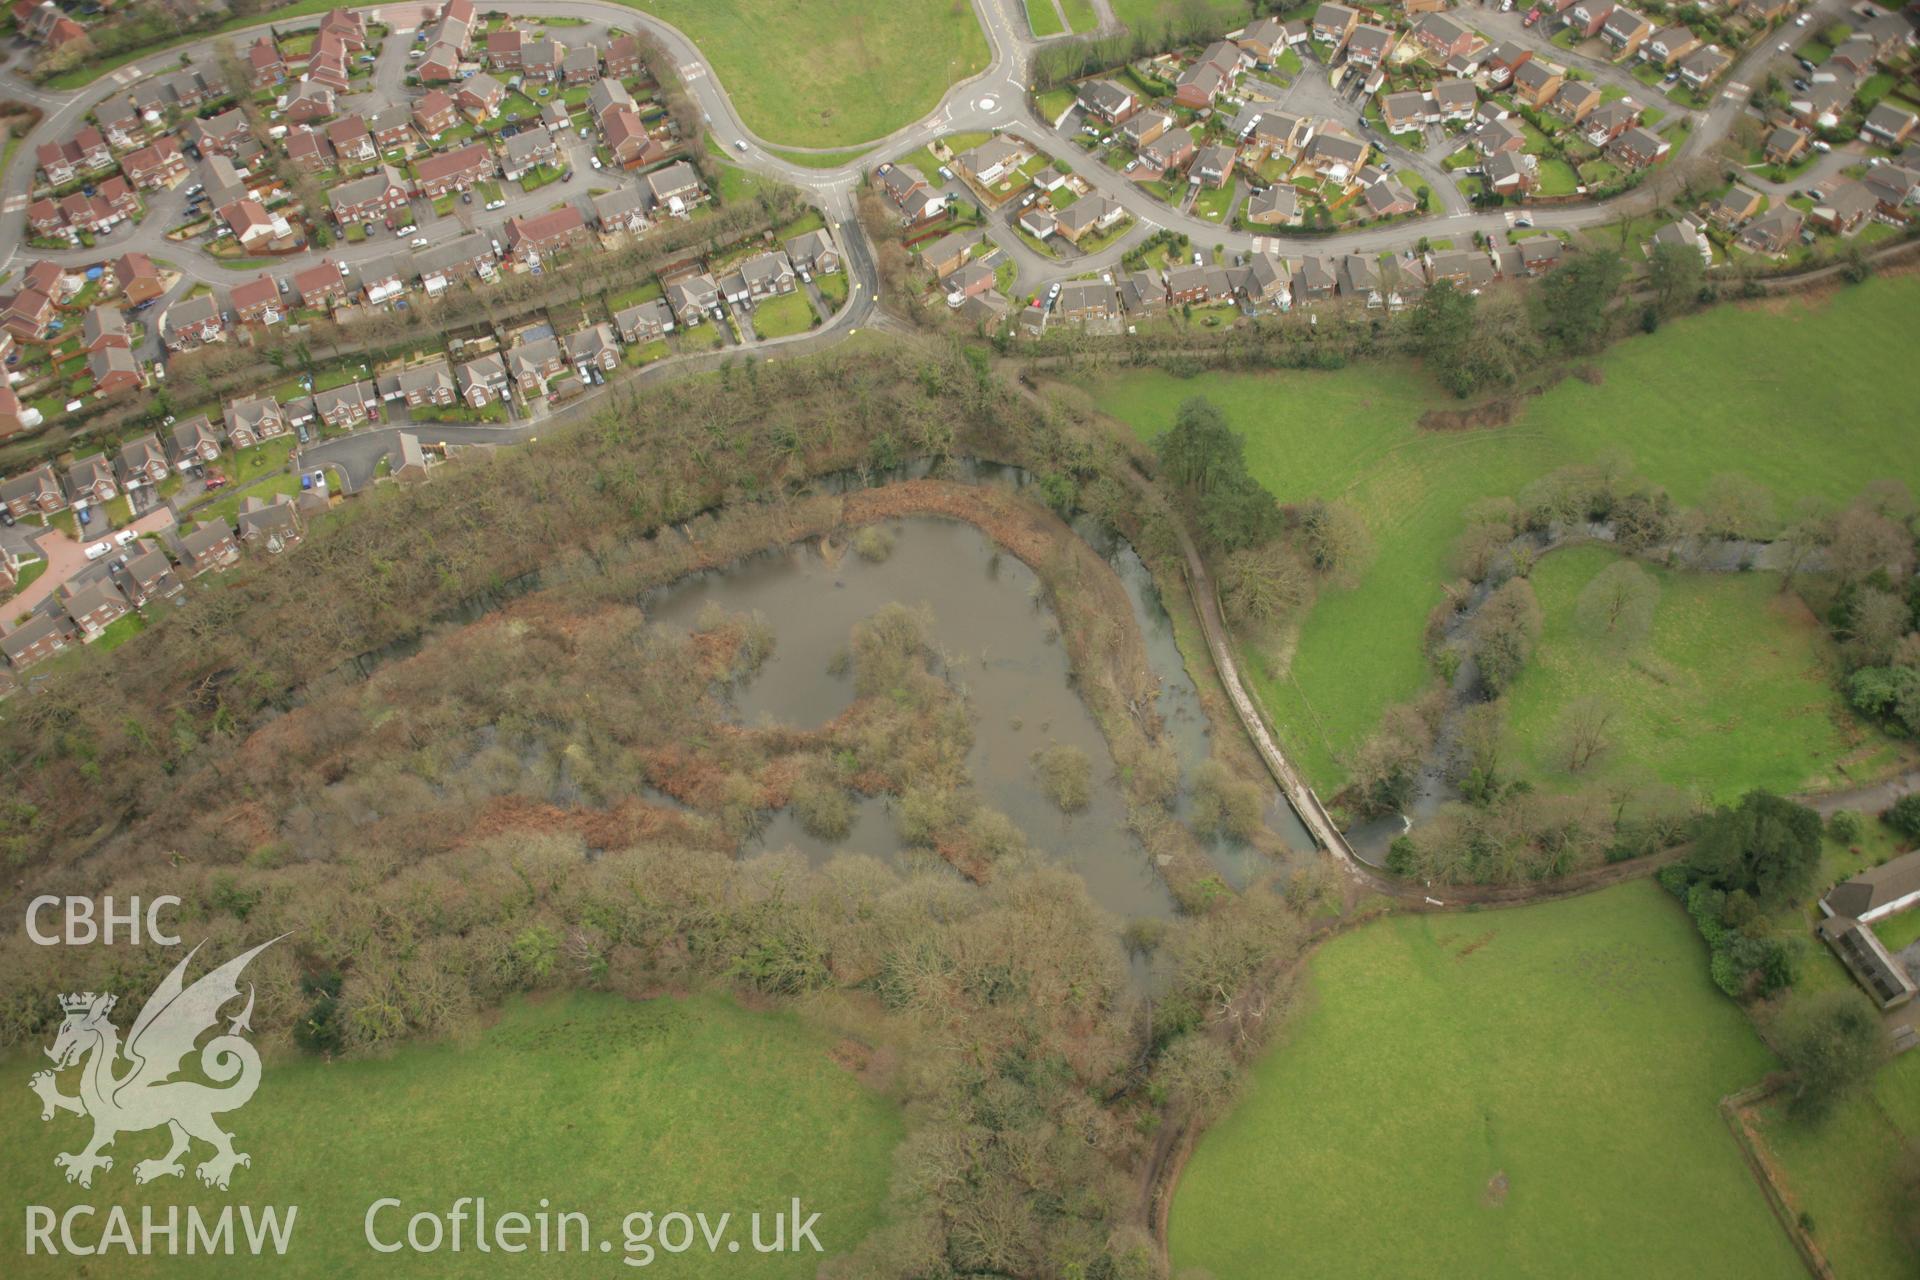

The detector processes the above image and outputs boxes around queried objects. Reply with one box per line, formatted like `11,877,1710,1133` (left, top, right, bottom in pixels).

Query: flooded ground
645,516,1194,920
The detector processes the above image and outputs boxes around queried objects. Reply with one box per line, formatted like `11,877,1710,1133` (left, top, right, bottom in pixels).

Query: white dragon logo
29,937,282,1191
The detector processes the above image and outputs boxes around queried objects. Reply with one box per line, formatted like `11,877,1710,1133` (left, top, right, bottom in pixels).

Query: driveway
3,504,175,625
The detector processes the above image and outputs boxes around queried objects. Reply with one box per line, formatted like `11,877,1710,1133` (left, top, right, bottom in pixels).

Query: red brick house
292,259,349,309
414,90,458,138
113,252,165,306
122,136,188,189
504,205,589,262
414,141,494,197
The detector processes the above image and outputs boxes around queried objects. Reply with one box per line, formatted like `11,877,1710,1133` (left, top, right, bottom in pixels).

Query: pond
645,514,1225,921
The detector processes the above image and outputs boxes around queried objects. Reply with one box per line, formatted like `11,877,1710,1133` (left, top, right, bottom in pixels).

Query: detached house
415,142,495,197
1600,8,1652,57
1312,3,1359,47
160,294,224,351
178,522,241,576
230,274,283,325
1735,207,1803,256
457,74,507,123
223,395,287,448
666,273,720,326
1511,59,1563,109
384,358,458,408
328,164,411,224
2,614,69,670
1678,44,1730,91
247,35,285,87
1345,24,1394,69
120,546,182,606
456,354,511,408
1864,104,1918,149
168,415,223,470
1642,25,1699,67
1411,13,1474,61
237,495,302,550
326,116,377,165
1,465,65,519
1548,80,1603,125
64,454,117,507
1608,125,1669,170
644,161,704,214
501,129,558,182
564,323,621,373
786,228,841,276
122,136,188,190
115,434,170,490
504,205,590,262
415,91,459,138
88,347,144,397
64,580,131,641
613,299,675,346
293,259,349,309
1077,79,1136,125
193,110,253,159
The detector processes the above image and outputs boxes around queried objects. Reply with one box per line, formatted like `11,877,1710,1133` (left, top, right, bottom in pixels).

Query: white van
113,528,139,547
84,540,112,560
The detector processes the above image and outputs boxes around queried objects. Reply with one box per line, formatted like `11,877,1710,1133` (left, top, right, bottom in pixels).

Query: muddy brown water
644,514,1306,921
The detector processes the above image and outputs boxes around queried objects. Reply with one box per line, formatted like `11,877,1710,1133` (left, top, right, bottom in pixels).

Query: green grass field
1092,276,1920,791
1170,882,1800,1279
1501,546,1882,799
1,993,901,1277
752,289,818,339
1748,1051,1920,1280
1109,0,1245,36
622,0,988,148
1026,0,1066,38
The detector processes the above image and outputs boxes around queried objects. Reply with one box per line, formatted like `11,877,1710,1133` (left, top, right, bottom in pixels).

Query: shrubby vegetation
0,346,1331,1278
1658,790,1820,999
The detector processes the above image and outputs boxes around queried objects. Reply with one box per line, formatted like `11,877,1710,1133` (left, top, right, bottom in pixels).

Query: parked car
84,539,112,560
462,192,473,204
1522,7,1541,24
113,528,138,547
410,236,430,247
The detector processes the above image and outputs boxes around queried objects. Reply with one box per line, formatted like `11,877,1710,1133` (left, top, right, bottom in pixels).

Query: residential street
0,0,1863,448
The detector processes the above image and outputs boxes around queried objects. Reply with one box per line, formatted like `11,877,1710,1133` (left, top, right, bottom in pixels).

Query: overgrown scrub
1034,744,1093,813
1656,790,1821,998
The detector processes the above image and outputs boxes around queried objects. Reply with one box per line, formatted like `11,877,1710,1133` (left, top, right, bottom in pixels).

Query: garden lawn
1170,881,1800,1280
619,0,987,148
1872,907,1920,954
1092,274,1920,790
815,271,850,312
1747,1050,1920,1280
753,289,818,339
0,992,901,1278
1500,545,1879,799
